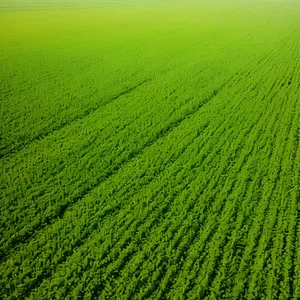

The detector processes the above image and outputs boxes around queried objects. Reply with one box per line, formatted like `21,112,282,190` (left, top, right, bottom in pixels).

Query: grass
1,0,300,299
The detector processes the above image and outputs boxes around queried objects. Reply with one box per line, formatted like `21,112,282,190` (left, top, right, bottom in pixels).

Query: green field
1,0,300,299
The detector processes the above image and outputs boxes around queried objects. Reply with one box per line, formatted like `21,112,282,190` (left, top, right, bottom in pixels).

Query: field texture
1,0,300,299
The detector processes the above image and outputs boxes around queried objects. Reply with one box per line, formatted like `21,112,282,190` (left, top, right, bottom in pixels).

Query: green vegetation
1,0,300,298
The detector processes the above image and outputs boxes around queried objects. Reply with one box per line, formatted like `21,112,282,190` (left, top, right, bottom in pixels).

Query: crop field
1,0,300,299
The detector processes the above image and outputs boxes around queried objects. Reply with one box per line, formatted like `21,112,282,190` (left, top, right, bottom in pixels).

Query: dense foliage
1,0,300,299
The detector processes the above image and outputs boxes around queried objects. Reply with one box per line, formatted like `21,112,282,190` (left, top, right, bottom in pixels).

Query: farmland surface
1,0,300,299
